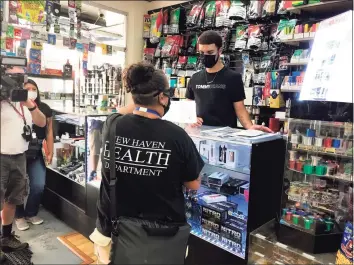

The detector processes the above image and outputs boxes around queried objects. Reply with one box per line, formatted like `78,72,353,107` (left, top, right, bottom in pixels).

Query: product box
213,201,238,212
202,228,220,241
228,210,248,223
215,142,240,170
221,220,246,243
208,172,230,186
239,183,250,195
202,204,229,223
201,194,227,204
202,217,221,233
336,222,353,265
220,179,248,195
185,198,202,225
269,89,285,108
221,236,242,251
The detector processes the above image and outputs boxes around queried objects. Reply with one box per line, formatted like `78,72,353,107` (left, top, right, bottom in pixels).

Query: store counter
43,110,286,264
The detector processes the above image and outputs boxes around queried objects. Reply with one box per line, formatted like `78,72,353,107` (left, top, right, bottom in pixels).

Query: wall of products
142,0,349,131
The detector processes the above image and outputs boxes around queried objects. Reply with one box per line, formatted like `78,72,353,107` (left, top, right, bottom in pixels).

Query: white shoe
26,216,44,225
15,218,30,231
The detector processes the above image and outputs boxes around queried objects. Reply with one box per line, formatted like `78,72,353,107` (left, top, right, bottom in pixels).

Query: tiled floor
14,208,83,264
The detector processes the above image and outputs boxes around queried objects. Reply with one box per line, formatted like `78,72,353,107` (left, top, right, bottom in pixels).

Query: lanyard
7,101,27,125
135,107,161,118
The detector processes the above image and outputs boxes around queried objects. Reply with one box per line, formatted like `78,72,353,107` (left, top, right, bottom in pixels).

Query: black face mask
201,53,219,68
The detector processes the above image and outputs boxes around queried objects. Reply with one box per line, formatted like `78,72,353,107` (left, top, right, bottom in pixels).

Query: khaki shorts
89,129,102,156
0,153,29,207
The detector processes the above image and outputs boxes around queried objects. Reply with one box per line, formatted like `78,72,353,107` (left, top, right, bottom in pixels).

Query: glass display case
278,119,353,254
248,219,336,265
184,127,285,263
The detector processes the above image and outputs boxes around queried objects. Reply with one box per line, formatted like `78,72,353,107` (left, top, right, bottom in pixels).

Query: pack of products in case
221,219,246,243
281,207,337,234
202,203,229,223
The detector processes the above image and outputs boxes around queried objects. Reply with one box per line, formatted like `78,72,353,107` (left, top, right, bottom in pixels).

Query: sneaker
0,232,29,253
15,218,30,231
26,216,43,225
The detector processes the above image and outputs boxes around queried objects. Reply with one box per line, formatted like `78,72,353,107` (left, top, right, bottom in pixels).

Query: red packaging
295,161,304,171
289,160,296,169
324,138,333,148
269,118,280,132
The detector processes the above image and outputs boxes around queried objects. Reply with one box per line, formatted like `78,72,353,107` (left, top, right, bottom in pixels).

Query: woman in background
15,79,54,231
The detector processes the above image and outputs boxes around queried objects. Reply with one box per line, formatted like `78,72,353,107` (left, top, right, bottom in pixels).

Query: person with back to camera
15,79,54,231
0,78,46,261
89,63,204,264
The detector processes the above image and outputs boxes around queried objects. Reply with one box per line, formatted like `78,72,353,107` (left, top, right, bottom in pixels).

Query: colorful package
277,0,293,14
162,9,169,35
14,28,22,39
47,34,56,45
336,222,353,265
197,7,205,28
215,0,231,28
248,1,264,19
234,25,248,50
31,41,43,50
29,63,41,75
228,0,246,21
169,7,181,34
275,19,297,41
187,2,204,28
186,56,198,70
89,42,96,52
247,25,262,50
177,56,188,70
203,1,216,28
150,10,163,44
143,14,151,38
262,0,277,17
29,48,41,63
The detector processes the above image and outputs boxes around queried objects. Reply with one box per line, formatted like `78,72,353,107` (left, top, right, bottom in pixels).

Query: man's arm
23,100,46,127
46,117,54,164
233,101,253,129
233,101,273,133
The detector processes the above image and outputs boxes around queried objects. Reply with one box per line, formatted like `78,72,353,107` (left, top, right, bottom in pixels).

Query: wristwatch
28,105,37,112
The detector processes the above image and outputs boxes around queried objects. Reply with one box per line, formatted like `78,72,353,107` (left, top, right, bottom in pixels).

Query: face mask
162,96,171,116
28,91,37,100
201,53,219,68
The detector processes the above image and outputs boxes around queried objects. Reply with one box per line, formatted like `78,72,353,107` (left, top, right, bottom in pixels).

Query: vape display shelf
278,119,353,253
248,219,336,265
287,167,352,182
47,166,85,187
185,126,285,264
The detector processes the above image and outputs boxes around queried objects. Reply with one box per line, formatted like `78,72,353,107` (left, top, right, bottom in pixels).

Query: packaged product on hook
247,25,262,50
177,56,188,70
197,7,205,28
215,0,231,28
277,0,293,14
163,9,169,35
228,0,246,21
186,56,198,70
143,14,151,38
169,8,181,34
154,37,165,57
187,2,204,28
187,35,198,54
234,25,248,51
203,1,216,28
247,1,263,19
262,0,277,17
150,10,163,44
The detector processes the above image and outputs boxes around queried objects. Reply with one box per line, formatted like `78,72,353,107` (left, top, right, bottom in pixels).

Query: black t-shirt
185,67,246,128
33,102,52,140
96,114,204,237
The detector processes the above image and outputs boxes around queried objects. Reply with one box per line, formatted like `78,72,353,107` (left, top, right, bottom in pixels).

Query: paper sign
300,11,353,103
162,101,197,124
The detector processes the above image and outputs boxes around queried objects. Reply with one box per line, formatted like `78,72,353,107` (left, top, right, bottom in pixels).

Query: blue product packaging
202,204,229,223
213,201,238,212
228,210,248,223
221,220,245,243
336,222,353,265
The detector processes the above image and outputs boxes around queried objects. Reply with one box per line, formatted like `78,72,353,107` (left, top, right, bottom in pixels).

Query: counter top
187,126,283,145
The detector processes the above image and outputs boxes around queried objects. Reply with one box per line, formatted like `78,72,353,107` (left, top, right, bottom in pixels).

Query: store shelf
203,163,251,181
281,88,301,92
27,73,74,80
292,147,353,158
287,167,352,182
283,62,308,66
286,0,353,15
47,166,85,187
190,230,245,260
279,37,315,46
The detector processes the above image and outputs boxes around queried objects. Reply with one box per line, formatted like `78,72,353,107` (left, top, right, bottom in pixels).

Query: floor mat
3,248,33,265
58,232,97,265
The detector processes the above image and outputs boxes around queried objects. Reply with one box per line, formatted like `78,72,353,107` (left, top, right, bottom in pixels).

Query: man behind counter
186,30,271,132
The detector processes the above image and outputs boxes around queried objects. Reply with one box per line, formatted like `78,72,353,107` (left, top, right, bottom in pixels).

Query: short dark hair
198,30,223,49
124,63,168,106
